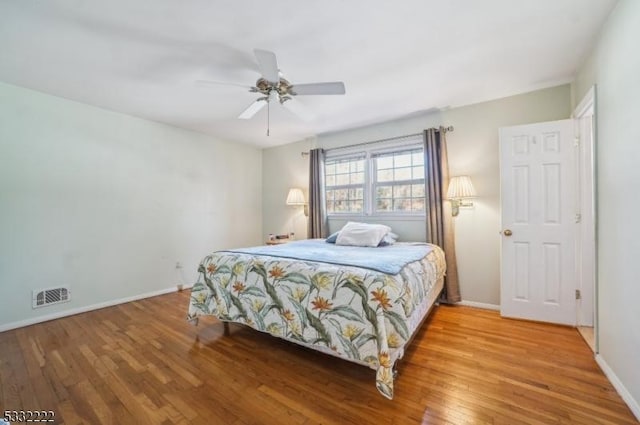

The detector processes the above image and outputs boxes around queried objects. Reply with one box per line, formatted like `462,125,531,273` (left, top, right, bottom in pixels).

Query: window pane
395,167,411,181
377,169,393,182
336,162,350,173
326,201,335,213
325,163,336,175
325,156,366,214
372,148,426,214
376,198,392,212
325,175,335,186
412,198,425,212
394,152,412,168
393,184,411,198
351,172,364,184
393,199,411,211
336,173,350,186
377,185,392,198
376,155,393,169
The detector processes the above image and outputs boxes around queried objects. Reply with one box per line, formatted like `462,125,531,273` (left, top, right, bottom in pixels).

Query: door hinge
574,137,580,147
575,289,582,300
575,213,582,223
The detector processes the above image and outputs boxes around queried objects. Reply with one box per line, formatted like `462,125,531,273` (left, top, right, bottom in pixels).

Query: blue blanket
223,239,434,275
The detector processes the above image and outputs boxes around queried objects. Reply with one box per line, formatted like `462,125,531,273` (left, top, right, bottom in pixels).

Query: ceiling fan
197,49,345,134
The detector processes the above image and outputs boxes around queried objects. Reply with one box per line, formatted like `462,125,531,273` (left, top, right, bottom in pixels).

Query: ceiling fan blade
195,80,254,90
289,82,345,96
254,49,280,84
238,99,267,119
282,98,315,122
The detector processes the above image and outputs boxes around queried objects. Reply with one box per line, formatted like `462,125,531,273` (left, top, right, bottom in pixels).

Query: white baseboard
595,354,640,420
0,284,193,333
457,300,501,311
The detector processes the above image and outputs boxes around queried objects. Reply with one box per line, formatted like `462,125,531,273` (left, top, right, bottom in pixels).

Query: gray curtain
424,128,461,303
308,148,328,238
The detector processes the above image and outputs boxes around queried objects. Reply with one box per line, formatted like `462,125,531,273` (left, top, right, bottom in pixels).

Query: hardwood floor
577,326,596,353
0,291,636,425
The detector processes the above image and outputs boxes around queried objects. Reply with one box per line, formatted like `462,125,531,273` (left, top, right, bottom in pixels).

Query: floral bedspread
187,243,445,399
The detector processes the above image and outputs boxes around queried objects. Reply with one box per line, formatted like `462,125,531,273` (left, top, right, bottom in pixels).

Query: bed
187,239,446,399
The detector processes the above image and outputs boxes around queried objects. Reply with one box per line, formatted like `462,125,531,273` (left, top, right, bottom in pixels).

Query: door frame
572,86,598,352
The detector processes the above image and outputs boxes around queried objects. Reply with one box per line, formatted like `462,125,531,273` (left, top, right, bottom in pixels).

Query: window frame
371,146,426,215
324,153,367,216
324,138,426,219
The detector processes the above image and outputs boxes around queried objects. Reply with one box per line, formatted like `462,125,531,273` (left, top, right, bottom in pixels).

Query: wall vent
32,286,71,309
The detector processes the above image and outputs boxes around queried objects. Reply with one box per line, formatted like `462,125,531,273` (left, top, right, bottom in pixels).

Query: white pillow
378,233,397,246
335,222,392,247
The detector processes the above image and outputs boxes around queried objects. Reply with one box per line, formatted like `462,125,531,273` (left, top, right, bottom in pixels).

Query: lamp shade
286,188,306,205
447,176,476,199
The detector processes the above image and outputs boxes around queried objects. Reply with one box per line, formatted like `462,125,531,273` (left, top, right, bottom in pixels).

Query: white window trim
325,137,425,218
324,154,366,215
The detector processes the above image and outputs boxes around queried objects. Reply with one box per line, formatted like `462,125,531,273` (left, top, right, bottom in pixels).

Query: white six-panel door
499,120,577,325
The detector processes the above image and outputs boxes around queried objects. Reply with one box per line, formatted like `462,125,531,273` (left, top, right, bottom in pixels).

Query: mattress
187,240,446,399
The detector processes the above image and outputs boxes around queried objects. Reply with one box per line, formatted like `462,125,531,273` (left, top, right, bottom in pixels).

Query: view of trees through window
374,149,425,213
325,144,425,216
325,156,365,214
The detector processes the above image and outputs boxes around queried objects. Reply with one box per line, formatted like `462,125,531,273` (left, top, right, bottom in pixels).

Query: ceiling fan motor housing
254,77,294,99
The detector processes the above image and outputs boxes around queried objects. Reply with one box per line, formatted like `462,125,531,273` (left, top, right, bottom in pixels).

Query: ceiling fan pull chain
267,99,270,136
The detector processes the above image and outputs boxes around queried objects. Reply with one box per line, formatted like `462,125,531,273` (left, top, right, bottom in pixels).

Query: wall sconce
447,175,476,217
286,188,308,216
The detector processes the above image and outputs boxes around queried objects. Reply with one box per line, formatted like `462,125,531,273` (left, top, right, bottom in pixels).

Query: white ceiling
0,0,616,148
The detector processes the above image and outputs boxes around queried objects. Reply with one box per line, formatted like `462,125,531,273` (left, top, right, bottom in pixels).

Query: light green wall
572,48,597,109
262,85,571,306
262,138,313,241
573,0,640,415
0,82,263,329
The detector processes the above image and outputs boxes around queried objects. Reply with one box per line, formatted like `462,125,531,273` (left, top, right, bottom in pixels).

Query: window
325,156,365,214
324,139,425,217
373,149,425,213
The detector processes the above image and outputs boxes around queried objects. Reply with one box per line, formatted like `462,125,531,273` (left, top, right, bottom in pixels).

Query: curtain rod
301,126,453,156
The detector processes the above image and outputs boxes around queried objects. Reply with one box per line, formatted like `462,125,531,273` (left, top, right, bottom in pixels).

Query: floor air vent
32,286,71,309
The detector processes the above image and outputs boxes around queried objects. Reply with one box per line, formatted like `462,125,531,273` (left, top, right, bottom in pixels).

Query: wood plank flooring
577,326,596,352
0,291,637,424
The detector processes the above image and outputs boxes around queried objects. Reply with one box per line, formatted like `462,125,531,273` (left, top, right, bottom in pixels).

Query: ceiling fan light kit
199,48,346,135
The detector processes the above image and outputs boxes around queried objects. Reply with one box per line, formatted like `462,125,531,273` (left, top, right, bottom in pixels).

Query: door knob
503,229,513,236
